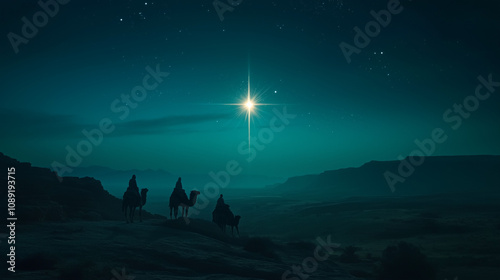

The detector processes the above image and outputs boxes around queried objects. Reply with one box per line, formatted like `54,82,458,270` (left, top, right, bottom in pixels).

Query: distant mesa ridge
271,155,500,197
1,152,499,222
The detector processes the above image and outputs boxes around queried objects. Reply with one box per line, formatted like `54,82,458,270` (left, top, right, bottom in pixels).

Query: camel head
140,188,149,205
189,190,201,198
189,190,201,206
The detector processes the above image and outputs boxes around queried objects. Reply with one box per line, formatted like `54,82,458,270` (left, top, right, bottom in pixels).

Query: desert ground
8,188,500,279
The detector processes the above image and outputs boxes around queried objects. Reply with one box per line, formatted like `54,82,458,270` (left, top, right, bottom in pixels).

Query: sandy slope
6,191,499,279
145,190,500,280
9,218,359,280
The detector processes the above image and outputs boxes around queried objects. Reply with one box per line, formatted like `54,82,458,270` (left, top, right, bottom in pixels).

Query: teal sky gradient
1,0,499,178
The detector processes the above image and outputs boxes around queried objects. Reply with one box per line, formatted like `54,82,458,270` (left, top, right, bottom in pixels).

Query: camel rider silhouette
217,194,225,207
175,177,183,190
216,194,230,213
127,175,140,203
174,177,186,198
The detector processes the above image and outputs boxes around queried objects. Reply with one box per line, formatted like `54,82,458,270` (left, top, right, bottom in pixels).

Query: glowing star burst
219,63,277,149
240,80,258,150
223,72,269,149
245,100,254,110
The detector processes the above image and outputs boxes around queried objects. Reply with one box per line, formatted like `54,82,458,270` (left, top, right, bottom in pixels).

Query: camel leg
130,207,135,223
236,226,239,236
139,206,142,222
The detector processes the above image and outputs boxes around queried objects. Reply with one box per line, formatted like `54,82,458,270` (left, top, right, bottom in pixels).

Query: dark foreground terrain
8,218,356,280
2,153,500,279
147,189,500,280
6,190,498,279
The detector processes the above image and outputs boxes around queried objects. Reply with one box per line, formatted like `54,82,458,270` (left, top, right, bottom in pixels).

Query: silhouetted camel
227,215,241,236
122,188,148,223
212,207,241,236
169,190,200,219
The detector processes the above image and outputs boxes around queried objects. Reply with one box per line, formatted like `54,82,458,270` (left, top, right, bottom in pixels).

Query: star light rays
222,69,274,150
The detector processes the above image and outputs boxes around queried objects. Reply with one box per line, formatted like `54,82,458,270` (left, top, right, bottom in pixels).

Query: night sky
1,0,499,179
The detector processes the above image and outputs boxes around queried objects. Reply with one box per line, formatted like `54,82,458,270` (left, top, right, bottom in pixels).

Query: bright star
243,73,255,150
219,62,277,149
224,72,262,150
245,100,254,110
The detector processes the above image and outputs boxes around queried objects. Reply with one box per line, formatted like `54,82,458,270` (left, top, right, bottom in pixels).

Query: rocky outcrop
0,152,162,222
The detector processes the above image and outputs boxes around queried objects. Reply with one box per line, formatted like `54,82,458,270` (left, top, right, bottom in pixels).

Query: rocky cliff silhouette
0,152,160,222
